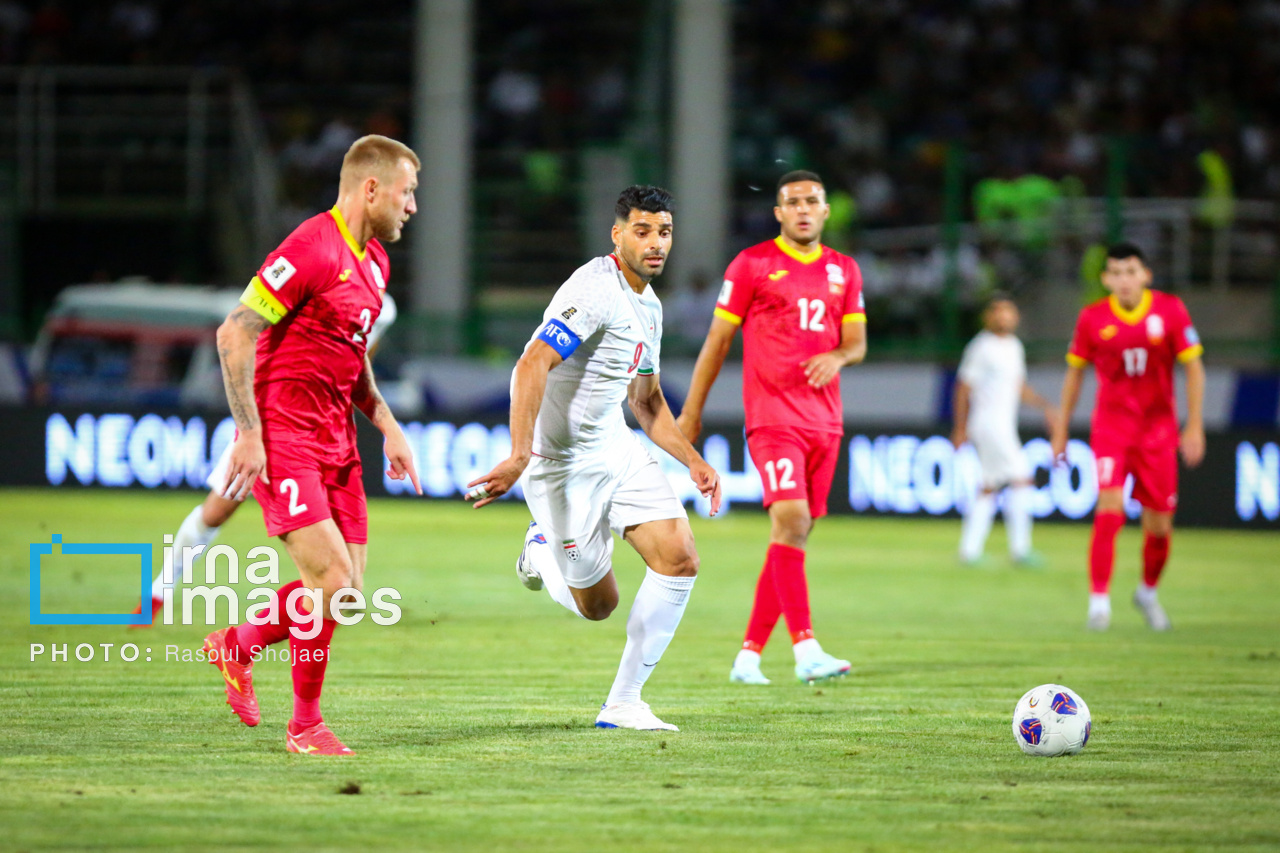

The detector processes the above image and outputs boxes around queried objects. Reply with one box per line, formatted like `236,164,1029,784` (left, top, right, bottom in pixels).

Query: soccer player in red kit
677,171,867,684
203,135,422,755
1051,242,1205,632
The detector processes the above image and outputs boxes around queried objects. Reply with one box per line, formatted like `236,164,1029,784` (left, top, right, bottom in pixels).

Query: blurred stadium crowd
5,0,1277,228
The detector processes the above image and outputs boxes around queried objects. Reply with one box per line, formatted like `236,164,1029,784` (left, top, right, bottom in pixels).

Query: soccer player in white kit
134,294,398,622
951,293,1055,566
467,186,722,732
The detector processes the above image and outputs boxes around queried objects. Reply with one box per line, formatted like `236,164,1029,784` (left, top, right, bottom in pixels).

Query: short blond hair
339,135,420,193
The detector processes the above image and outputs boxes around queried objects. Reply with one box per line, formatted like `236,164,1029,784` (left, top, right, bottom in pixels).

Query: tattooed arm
352,354,421,494
216,305,271,499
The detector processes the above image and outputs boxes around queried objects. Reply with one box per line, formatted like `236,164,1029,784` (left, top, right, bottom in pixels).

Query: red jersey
238,206,389,460
715,237,865,433
1066,290,1202,444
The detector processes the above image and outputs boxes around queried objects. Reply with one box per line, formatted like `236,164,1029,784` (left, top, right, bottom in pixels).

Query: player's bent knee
665,547,699,578
577,593,618,622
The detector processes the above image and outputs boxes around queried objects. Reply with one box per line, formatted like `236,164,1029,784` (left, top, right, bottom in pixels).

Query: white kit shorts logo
562,539,581,562
264,256,297,291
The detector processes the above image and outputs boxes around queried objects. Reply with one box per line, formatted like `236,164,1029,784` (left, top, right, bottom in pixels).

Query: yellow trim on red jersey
1176,343,1204,363
1108,289,1153,325
713,306,743,326
842,312,866,323
329,205,367,262
1065,352,1089,367
773,236,823,265
240,276,288,324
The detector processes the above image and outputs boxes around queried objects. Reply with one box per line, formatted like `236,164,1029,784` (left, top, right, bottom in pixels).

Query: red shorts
746,425,842,518
253,440,368,543
1092,434,1179,513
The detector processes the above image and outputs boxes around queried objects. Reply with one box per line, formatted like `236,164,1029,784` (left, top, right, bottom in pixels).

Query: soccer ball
1012,684,1091,757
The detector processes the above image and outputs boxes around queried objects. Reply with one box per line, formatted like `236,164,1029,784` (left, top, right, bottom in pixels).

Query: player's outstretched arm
1051,364,1084,463
630,372,722,515
801,318,867,389
951,380,970,448
216,305,271,499
353,354,421,495
1180,354,1206,468
1020,383,1059,434
467,340,561,508
676,316,738,443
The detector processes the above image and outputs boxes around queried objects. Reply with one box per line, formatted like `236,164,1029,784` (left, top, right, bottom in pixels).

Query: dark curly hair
615,185,675,221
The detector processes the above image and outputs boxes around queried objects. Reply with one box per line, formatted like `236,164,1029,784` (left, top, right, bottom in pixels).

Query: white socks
960,491,997,561
1089,593,1111,617
526,533,585,618
152,505,220,599
792,637,821,663
605,568,696,707
1005,485,1033,559
734,649,762,670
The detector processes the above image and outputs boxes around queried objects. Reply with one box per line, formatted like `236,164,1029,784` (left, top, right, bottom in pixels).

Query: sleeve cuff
842,312,867,323
1065,352,1089,367
1176,344,1204,363
240,276,287,324
713,306,743,326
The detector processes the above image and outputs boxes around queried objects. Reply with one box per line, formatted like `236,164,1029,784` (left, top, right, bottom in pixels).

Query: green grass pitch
2,488,1278,852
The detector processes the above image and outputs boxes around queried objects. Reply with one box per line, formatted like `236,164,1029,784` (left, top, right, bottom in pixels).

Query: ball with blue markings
1012,684,1091,756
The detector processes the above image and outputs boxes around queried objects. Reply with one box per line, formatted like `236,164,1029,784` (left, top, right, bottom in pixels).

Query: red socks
1089,511,1125,594
222,579,338,730
742,543,813,651
742,560,782,653
290,617,336,730
1143,533,1170,587
227,580,303,661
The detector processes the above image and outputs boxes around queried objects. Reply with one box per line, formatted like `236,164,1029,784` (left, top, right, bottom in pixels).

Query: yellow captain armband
240,276,288,325
1065,352,1089,368
842,312,866,323
1176,344,1204,363
713,306,743,326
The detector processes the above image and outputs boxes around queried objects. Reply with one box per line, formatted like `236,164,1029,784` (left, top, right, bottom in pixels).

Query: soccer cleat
958,554,991,568
1133,589,1171,631
128,596,164,628
795,651,852,684
203,628,260,727
516,521,545,591
729,660,771,685
595,701,679,731
286,721,354,756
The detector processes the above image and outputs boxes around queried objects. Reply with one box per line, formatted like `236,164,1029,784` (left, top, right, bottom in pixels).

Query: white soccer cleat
729,660,771,685
795,651,851,684
1133,589,1171,631
515,521,545,591
595,701,679,732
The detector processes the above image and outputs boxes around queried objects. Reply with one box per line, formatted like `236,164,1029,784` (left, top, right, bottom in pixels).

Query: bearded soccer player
466,186,722,732
677,170,867,685
1051,242,1205,632
204,135,422,755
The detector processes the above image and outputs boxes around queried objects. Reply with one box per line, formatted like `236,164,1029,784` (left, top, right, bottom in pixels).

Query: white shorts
970,427,1031,490
205,441,234,492
522,431,688,589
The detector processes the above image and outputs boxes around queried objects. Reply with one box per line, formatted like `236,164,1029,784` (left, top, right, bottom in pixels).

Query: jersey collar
330,206,368,262
1109,289,1152,325
773,236,823,265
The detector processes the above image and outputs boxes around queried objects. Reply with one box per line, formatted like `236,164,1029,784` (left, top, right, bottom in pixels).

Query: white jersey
957,330,1025,436
526,254,662,461
368,291,396,349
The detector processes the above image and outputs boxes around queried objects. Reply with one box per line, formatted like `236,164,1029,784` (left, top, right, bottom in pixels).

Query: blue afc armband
538,318,582,359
